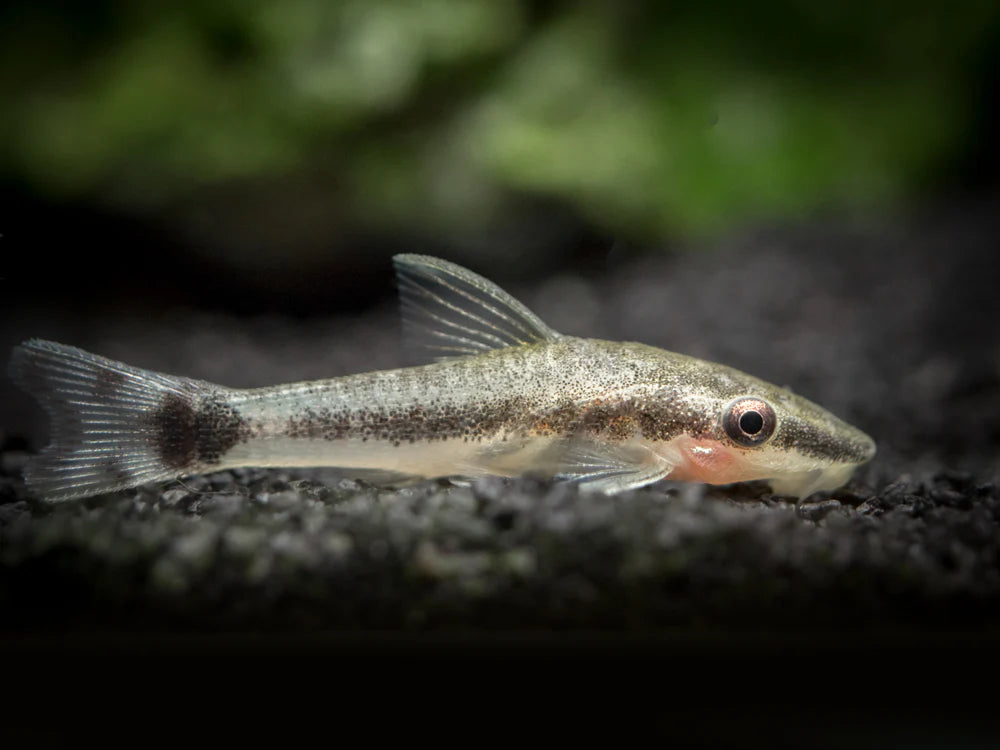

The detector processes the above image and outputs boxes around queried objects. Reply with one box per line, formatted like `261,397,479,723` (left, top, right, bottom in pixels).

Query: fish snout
838,424,877,466
774,409,877,468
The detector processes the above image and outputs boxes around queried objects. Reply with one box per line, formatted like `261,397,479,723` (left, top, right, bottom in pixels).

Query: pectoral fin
552,438,673,494
459,434,670,494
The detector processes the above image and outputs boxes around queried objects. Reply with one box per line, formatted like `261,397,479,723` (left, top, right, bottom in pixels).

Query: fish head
651,357,876,499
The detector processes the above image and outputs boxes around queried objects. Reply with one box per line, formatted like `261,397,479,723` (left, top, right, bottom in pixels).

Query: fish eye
723,397,776,447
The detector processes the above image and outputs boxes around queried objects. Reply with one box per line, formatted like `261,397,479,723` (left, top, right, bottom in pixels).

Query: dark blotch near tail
153,393,250,470
194,398,251,464
10,339,254,501
153,394,199,470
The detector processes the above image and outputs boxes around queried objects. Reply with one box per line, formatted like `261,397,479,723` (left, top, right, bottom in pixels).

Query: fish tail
8,339,248,502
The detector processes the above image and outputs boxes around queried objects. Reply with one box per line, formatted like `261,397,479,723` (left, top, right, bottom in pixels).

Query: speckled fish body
9,255,875,501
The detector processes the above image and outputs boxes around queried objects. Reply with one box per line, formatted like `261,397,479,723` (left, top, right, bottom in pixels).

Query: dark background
1,0,998,432
2,1,1000,738
1,0,999,320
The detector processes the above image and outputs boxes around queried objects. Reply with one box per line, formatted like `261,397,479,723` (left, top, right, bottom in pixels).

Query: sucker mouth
768,464,859,500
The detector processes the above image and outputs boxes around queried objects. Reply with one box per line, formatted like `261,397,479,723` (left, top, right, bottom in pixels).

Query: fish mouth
763,428,875,498
767,424,876,498
767,464,859,499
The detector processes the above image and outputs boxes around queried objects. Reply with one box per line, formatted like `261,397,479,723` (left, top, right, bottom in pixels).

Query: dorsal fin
393,254,561,362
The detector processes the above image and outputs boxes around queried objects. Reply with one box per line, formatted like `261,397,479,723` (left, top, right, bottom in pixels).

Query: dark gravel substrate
2,198,999,643
1,469,999,631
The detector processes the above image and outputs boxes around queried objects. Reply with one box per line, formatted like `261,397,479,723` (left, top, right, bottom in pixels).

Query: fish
8,254,875,502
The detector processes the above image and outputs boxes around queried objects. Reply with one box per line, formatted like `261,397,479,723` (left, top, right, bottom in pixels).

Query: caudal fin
8,339,212,501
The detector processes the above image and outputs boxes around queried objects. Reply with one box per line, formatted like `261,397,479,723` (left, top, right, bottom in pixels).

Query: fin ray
8,339,206,501
553,438,673,493
401,271,538,343
399,295,510,351
393,254,561,363
397,276,517,348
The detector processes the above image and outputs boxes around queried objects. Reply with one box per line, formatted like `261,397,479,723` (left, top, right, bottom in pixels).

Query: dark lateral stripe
281,392,710,447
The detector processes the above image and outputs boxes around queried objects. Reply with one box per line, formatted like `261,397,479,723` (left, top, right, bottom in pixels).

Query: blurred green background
1,0,998,308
